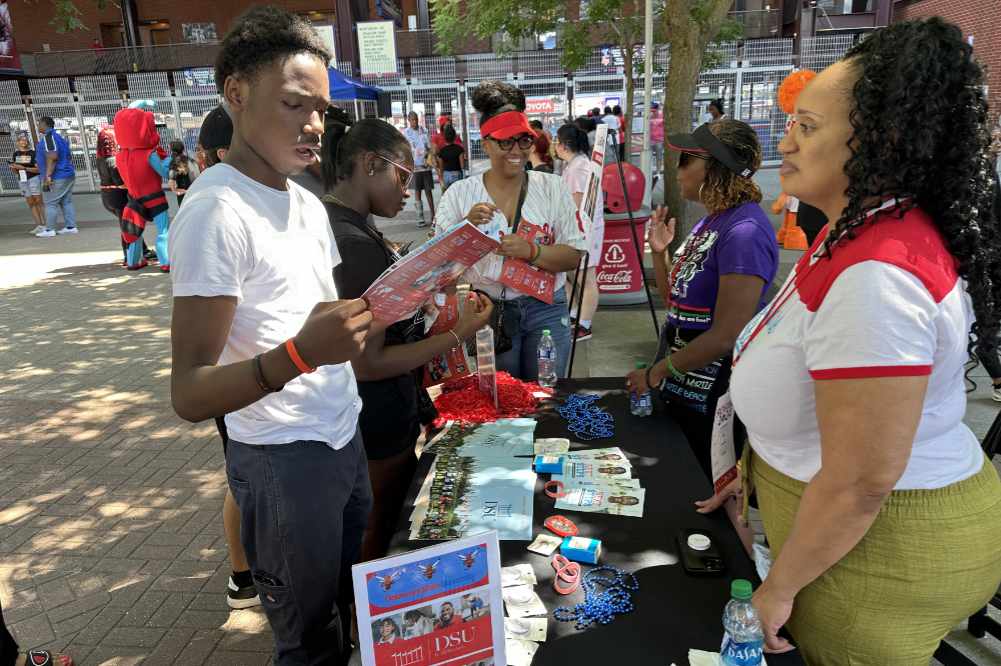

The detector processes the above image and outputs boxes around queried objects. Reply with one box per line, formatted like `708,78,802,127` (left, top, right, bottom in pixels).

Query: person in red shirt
430,113,463,186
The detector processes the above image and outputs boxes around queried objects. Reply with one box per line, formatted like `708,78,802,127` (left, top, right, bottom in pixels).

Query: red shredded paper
433,371,549,425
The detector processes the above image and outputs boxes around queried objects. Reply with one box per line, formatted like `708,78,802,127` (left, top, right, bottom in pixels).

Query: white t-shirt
170,163,361,449
730,204,983,490
403,126,430,171
561,154,605,267
433,171,587,300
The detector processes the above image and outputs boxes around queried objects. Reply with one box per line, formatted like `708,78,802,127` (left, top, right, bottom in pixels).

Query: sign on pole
357,20,398,77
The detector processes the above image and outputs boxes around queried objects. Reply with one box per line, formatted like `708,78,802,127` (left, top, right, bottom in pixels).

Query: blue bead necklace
557,393,614,440
553,565,639,630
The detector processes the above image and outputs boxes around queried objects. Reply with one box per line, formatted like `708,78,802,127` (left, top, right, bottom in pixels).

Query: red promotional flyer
499,219,556,304
424,294,473,387
353,532,505,666
363,222,500,325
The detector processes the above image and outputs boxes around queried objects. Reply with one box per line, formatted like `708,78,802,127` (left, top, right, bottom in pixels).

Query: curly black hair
470,80,525,123
699,119,763,214
215,6,331,91
830,18,1000,354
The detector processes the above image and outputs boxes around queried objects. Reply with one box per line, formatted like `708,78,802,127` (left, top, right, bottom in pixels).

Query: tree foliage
45,0,111,33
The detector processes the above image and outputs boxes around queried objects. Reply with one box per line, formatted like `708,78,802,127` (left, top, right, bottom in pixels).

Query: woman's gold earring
369,170,375,176
698,182,705,202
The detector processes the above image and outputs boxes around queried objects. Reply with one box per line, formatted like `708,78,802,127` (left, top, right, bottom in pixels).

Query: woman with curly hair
719,18,1001,663
434,80,586,380
625,119,779,478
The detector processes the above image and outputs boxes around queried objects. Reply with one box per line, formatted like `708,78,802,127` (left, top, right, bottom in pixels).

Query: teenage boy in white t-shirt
169,7,375,664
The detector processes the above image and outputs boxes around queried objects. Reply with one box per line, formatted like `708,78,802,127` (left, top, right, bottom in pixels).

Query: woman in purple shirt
626,120,778,477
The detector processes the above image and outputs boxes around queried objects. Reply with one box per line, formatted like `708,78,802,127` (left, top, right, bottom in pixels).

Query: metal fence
1,38,860,196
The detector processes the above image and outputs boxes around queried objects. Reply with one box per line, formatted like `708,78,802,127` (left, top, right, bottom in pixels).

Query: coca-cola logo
604,243,626,265
597,270,633,284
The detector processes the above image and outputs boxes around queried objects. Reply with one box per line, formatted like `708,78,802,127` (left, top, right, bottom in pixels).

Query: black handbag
484,174,529,354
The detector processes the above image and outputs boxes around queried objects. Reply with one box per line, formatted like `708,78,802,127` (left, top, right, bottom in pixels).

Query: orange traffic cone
783,217,809,251
772,194,789,244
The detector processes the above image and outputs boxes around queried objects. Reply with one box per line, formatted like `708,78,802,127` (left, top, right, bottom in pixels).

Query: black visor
667,123,755,178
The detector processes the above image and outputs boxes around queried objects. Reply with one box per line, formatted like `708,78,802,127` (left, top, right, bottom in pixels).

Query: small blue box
533,455,565,475
560,536,602,565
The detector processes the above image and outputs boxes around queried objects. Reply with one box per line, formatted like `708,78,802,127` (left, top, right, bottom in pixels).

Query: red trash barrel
597,207,651,305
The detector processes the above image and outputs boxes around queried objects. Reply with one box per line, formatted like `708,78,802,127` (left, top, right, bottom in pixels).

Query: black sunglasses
678,151,709,168
489,134,534,152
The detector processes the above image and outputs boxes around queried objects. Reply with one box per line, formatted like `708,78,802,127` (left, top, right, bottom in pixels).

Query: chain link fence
2,38,860,195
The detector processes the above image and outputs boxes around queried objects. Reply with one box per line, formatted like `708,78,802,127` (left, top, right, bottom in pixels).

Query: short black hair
470,80,525,124
557,123,589,155
169,140,185,155
529,119,543,131
603,106,612,115
215,6,331,91
709,98,724,114
321,106,410,191
39,116,54,129
443,124,457,143
612,105,622,115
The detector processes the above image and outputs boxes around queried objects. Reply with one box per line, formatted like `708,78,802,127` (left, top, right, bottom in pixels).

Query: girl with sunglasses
321,109,493,559
625,119,778,479
434,80,587,381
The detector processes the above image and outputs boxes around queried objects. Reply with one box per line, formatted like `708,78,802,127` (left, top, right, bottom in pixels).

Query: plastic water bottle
721,579,764,666
537,329,557,388
630,362,653,417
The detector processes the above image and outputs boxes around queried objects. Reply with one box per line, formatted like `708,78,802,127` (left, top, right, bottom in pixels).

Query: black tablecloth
389,378,804,666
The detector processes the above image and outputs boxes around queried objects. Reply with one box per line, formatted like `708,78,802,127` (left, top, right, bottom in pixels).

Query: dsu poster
353,532,506,666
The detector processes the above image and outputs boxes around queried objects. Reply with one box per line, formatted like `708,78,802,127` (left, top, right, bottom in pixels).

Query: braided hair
829,18,1000,353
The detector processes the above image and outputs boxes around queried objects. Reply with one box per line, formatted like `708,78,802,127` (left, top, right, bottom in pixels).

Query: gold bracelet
449,329,462,348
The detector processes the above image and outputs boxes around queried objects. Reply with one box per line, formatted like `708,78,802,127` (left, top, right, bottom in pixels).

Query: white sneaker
56,227,78,235
28,225,45,235
35,229,56,238
992,385,1001,403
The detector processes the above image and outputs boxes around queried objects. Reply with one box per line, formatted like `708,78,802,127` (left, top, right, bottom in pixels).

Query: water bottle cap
635,362,647,369
731,579,753,600
542,329,551,336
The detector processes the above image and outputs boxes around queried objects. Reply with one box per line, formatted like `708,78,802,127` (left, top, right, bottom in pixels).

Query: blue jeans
496,287,572,381
226,432,372,665
43,176,76,231
443,170,463,191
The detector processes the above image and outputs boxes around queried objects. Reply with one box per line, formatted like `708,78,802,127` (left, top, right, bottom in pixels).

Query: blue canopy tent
328,68,381,101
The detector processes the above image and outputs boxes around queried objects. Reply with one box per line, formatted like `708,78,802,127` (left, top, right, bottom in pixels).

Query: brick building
894,0,1001,123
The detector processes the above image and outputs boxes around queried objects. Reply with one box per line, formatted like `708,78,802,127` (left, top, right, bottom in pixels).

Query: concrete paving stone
139,626,197,666
53,610,98,638
116,590,168,627
78,645,148,666
35,578,77,611
186,592,226,612
47,591,112,624
102,625,167,648
146,592,195,628
90,557,147,575
10,612,56,647
104,531,149,558
0,600,45,625
67,605,127,647
106,576,156,610
60,645,95,665
208,650,273,665
174,609,232,629
170,628,225,665
131,544,187,560
143,530,197,548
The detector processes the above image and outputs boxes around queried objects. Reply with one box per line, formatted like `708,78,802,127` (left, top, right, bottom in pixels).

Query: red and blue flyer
353,532,506,666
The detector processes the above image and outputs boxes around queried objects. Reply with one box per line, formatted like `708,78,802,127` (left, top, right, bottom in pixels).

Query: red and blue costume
113,103,171,271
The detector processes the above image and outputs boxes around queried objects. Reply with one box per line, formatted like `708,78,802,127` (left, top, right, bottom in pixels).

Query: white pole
641,0,654,207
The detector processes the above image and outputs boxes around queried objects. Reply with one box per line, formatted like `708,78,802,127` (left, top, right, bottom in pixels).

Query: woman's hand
752,582,797,654
453,293,494,340
647,206,676,255
694,476,742,515
625,362,662,396
496,234,534,261
465,202,499,226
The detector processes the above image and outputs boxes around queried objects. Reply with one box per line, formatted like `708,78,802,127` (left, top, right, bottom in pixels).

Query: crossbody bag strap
510,172,529,234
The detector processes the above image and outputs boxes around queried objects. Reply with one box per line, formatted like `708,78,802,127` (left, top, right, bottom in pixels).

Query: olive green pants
751,452,1001,665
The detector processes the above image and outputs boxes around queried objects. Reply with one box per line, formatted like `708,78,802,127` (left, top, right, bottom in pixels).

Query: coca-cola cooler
597,207,651,305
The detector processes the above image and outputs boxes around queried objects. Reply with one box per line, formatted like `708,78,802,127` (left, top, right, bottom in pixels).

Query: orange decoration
777,70,818,114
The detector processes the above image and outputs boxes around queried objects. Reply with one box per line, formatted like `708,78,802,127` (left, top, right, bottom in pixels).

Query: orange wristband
285,339,316,374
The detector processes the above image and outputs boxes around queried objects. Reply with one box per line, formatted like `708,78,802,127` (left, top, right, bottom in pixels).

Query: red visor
481,111,537,140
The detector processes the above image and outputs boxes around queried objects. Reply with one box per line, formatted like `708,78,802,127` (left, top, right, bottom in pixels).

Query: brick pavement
0,220,276,665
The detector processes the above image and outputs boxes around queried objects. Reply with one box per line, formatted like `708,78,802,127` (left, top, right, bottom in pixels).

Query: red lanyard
730,274,801,367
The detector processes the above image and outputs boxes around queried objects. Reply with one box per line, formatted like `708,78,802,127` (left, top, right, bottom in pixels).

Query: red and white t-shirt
730,202,983,489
